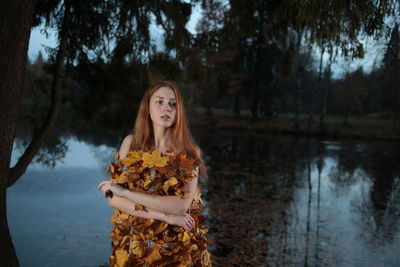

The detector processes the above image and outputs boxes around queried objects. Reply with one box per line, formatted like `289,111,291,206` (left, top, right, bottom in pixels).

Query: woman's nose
163,103,171,112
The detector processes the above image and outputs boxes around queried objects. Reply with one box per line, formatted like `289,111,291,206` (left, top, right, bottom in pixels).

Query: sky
28,3,202,61
27,4,389,80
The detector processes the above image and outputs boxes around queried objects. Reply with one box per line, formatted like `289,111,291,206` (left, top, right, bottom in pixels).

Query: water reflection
8,134,400,266
197,135,400,266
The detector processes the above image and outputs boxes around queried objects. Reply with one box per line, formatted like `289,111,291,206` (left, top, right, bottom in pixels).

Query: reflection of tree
328,142,361,195
14,130,68,168
353,142,400,247
197,134,306,266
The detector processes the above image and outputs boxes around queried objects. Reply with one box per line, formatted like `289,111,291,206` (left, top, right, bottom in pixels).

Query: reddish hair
130,81,207,179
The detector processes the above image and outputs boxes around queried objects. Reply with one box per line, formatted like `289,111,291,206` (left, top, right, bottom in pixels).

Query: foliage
104,148,212,266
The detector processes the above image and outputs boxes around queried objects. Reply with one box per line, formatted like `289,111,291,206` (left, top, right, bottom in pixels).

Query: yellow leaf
142,151,169,168
163,177,178,194
200,250,212,266
130,240,146,258
115,249,129,267
178,231,191,243
119,212,129,221
122,151,142,167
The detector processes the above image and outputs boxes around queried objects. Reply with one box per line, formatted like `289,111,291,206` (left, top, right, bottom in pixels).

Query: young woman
97,81,210,266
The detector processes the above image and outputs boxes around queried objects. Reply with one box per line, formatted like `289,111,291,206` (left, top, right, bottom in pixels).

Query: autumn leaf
130,240,146,258
112,171,129,184
122,151,142,167
200,250,212,266
177,153,195,169
163,229,177,243
155,159,177,177
107,150,212,266
143,243,163,264
115,248,129,267
142,151,169,168
176,250,192,266
178,231,191,243
163,177,178,194
160,245,180,256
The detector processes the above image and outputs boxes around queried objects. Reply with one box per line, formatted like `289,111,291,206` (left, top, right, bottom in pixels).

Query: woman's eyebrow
154,96,176,100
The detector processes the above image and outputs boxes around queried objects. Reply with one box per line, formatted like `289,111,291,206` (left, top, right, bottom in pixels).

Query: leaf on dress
106,149,212,267
142,151,169,168
115,248,129,267
122,151,142,167
130,240,146,258
163,177,178,194
176,153,196,169
143,243,163,264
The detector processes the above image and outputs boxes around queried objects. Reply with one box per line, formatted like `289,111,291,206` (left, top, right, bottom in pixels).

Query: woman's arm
107,193,165,221
106,193,195,231
120,174,198,216
116,134,199,216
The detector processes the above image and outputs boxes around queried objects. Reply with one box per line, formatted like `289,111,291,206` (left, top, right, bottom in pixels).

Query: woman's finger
97,181,106,189
187,214,195,226
98,181,110,190
185,221,192,232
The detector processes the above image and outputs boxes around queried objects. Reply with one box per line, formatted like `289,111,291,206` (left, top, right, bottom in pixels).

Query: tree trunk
308,46,324,132
233,92,241,118
344,111,349,126
7,0,71,187
0,0,38,265
319,64,331,130
251,83,259,120
293,78,302,132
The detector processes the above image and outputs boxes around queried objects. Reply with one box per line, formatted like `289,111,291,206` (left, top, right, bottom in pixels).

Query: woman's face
149,86,177,129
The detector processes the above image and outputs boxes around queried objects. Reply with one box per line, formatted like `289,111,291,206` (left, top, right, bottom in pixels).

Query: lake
8,133,400,266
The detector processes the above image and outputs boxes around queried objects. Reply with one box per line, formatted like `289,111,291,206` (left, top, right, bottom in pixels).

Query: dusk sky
27,5,390,80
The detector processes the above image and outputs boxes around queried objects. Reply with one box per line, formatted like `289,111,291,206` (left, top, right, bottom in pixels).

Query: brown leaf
143,243,163,264
177,153,195,169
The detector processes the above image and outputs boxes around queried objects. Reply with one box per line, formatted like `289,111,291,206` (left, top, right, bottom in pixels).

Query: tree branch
7,1,71,188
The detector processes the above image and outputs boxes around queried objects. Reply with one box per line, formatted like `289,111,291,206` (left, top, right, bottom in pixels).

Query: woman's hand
164,213,195,232
97,180,127,198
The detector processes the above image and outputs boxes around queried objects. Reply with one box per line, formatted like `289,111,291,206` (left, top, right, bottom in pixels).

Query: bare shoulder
119,134,134,159
122,134,133,144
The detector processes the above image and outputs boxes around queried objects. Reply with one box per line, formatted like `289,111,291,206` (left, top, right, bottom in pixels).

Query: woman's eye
170,102,176,108
156,100,162,105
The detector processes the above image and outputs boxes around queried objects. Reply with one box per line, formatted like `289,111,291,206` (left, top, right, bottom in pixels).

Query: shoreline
188,113,400,142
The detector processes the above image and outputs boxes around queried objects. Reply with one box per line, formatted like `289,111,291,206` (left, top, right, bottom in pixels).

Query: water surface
8,134,400,266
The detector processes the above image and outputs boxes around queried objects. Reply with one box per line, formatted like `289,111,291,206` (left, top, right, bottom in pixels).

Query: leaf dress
105,150,212,267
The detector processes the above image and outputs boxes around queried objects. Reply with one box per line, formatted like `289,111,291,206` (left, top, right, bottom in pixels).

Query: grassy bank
188,107,400,142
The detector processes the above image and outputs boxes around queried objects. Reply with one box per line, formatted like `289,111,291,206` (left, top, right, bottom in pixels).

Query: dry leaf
142,151,169,168
107,149,212,266
143,243,163,264
115,248,129,267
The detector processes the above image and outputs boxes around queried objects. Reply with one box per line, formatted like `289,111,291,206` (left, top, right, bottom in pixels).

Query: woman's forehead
152,86,176,99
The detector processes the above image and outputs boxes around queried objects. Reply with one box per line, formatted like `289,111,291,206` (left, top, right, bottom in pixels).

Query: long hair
130,81,207,179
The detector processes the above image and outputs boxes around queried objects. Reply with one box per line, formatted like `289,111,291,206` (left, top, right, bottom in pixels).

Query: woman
97,81,211,266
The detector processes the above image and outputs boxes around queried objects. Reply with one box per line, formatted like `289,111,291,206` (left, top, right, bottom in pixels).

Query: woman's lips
161,115,170,120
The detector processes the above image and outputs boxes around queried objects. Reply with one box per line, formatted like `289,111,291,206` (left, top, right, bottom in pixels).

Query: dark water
8,134,400,266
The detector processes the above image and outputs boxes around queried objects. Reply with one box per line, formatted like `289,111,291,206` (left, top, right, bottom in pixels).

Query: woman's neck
153,125,172,153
